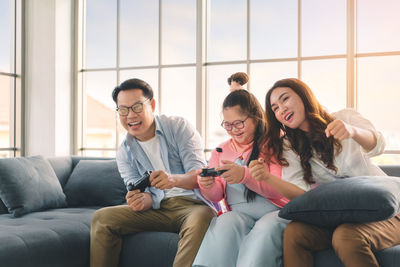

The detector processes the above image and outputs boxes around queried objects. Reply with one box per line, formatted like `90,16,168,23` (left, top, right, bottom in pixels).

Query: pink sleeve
241,162,285,200
197,149,225,202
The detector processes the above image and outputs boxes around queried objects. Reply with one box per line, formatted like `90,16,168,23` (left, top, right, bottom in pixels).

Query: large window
0,0,22,158
77,0,400,163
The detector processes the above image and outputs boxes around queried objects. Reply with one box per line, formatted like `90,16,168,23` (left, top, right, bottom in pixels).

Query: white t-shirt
138,136,196,199
282,108,387,191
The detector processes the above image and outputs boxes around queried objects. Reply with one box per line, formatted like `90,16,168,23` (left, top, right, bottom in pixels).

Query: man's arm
150,169,201,190
154,117,206,190
116,144,154,211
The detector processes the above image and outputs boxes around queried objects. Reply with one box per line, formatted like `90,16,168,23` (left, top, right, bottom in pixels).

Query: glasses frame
221,116,249,131
116,98,151,116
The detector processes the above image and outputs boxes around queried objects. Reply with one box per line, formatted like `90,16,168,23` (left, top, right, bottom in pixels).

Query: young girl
249,78,400,267
193,90,289,267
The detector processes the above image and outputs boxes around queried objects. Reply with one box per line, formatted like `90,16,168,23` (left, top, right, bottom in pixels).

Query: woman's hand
218,160,245,184
249,158,270,182
325,119,355,141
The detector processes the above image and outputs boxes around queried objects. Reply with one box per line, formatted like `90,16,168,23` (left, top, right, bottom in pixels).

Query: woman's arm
325,119,377,152
249,159,306,200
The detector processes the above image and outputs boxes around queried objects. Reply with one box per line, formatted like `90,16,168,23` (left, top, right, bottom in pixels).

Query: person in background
193,90,289,267
227,72,249,91
90,78,216,267
249,78,400,267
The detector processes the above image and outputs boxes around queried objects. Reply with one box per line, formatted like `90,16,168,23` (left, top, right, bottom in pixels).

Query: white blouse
282,108,387,191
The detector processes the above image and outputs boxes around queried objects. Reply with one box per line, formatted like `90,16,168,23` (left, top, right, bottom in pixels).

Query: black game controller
127,171,152,192
200,168,226,177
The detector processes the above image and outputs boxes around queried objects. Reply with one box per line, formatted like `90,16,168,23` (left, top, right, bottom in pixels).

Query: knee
214,212,248,237
332,224,367,252
283,222,308,247
91,207,117,233
188,206,216,230
193,206,216,222
284,222,307,241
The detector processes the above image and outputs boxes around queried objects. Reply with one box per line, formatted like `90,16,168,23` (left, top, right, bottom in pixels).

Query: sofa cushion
0,156,67,217
0,207,97,267
0,199,7,214
47,156,73,187
63,160,127,207
279,176,400,228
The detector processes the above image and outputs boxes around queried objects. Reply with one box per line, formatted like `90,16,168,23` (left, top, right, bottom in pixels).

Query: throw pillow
0,156,67,217
278,176,400,228
63,160,127,207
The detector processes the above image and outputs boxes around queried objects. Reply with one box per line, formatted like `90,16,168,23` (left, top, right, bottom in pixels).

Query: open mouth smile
285,112,293,121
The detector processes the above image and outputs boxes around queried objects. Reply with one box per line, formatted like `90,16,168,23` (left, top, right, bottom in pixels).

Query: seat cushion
0,207,98,267
279,176,400,227
0,156,67,217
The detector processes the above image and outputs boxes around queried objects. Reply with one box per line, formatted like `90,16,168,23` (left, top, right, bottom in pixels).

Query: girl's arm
197,148,225,202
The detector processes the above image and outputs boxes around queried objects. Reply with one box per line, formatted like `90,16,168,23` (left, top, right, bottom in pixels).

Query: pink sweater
199,139,289,208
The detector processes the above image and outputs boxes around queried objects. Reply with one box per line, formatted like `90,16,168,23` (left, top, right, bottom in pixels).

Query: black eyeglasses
221,116,249,131
116,98,150,116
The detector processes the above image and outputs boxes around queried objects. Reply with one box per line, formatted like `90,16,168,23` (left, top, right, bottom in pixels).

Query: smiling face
117,88,156,141
222,105,256,145
270,87,310,132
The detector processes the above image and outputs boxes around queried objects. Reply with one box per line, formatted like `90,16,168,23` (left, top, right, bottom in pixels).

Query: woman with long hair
249,78,400,267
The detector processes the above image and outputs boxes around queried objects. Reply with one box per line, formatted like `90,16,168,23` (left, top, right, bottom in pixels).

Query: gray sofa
0,156,399,267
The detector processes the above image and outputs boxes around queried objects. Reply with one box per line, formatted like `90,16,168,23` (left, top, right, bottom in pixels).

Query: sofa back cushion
63,159,127,207
0,156,67,217
0,200,7,214
47,156,73,187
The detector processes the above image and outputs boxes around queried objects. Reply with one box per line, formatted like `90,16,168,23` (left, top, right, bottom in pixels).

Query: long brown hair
223,90,267,201
264,78,342,184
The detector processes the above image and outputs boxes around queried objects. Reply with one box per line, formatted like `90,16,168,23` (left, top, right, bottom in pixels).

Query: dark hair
264,78,342,185
227,72,249,86
223,90,267,201
112,78,154,105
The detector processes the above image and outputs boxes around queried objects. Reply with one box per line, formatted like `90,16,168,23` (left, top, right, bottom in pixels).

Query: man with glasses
90,78,216,267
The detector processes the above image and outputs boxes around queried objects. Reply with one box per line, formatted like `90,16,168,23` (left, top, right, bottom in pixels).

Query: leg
332,214,400,267
237,210,289,267
193,211,254,267
170,197,216,267
283,221,332,267
90,205,171,267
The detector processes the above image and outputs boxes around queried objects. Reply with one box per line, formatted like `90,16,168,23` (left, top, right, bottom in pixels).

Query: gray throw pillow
278,176,400,228
63,160,127,207
0,156,67,217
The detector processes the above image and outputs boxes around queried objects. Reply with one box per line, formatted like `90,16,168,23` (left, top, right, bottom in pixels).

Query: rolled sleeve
173,118,207,171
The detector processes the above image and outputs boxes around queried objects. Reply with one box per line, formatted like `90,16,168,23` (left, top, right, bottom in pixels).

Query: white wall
24,0,74,156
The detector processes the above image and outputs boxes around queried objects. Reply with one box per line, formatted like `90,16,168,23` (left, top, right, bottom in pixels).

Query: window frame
75,0,400,159
0,0,23,158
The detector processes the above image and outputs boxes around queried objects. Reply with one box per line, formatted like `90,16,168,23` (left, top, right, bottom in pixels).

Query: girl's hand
325,119,355,141
198,175,216,189
249,158,270,182
218,160,245,184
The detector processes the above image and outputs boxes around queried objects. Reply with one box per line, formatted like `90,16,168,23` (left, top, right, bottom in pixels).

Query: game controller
127,171,152,192
200,168,226,177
